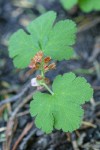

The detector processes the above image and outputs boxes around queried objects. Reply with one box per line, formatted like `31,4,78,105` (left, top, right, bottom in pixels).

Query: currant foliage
30,72,93,133
79,0,100,12
60,0,100,12
8,11,93,134
60,0,77,10
9,11,77,68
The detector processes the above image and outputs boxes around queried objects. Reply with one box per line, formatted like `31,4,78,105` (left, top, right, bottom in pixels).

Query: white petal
31,78,39,87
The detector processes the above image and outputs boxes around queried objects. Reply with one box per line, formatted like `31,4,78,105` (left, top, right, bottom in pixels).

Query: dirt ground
0,0,100,150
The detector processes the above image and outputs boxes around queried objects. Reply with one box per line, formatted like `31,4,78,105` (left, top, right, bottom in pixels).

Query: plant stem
41,69,45,77
42,83,54,95
41,61,45,77
40,59,54,95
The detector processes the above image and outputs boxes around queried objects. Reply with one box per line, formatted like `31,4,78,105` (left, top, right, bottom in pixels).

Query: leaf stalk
41,83,54,95
40,61,54,95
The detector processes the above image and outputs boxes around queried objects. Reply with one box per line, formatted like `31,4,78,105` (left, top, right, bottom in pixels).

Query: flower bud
44,65,49,71
36,75,43,80
48,63,56,70
29,51,43,69
34,51,43,63
44,57,51,63
44,78,50,84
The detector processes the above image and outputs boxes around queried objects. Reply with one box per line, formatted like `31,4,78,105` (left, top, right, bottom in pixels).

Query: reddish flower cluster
29,51,43,70
36,75,50,84
29,51,56,72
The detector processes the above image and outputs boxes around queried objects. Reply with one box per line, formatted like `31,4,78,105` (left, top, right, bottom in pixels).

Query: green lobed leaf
9,11,56,68
8,11,77,68
45,20,77,60
30,72,93,133
60,0,78,10
79,0,100,12
60,0,100,12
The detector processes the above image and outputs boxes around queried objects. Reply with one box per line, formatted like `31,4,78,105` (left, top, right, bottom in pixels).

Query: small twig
3,90,36,150
90,98,96,108
0,86,19,95
19,128,37,150
89,37,100,62
66,133,71,141
12,122,34,150
0,127,6,132
16,110,30,117
71,133,79,150
93,61,100,80
11,91,35,119
0,104,7,117
78,17,100,33
93,86,100,90
75,130,80,138
82,121,96,128
95,101,100,106
0,82,31,107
